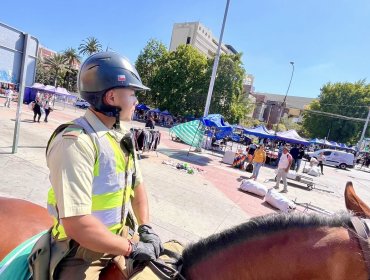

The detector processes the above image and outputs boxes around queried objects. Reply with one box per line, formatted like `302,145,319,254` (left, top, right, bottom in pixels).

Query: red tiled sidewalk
159,133,276,218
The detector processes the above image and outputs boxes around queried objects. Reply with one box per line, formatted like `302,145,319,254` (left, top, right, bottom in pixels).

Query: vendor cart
275,171,315,190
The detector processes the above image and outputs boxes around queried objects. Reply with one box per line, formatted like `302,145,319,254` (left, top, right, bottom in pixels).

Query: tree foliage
302,80,370,144
43,54,68,87
135,40,253,122
135,39,168,105
78,37,102,56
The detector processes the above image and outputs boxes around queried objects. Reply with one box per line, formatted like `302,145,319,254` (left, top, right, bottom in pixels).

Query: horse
0,183,369,280
344,181,370,219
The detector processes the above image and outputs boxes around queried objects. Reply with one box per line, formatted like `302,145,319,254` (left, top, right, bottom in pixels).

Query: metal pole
12,34,30,153
275,62,294,132
203,0,231,117
358,107,370,151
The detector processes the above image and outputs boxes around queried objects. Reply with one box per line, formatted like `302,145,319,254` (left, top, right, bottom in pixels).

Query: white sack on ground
264,188,296,213
240,179,268,197
307,166,320,177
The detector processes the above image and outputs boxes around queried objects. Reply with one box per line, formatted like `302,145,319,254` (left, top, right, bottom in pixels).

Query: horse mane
182,212,352,273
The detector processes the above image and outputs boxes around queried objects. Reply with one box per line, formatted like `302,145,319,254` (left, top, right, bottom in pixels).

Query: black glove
130,241,156,261
138,224,164,258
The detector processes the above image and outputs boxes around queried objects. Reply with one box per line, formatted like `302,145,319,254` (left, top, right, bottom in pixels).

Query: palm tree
64,47,81,67
63,48,81,91
78,37,102,56
43,54,68,87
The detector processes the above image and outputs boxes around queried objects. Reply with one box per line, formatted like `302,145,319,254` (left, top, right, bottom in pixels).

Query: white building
169,22,237,58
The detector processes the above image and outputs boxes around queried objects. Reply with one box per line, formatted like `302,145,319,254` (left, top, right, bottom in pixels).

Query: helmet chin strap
113,107,122,130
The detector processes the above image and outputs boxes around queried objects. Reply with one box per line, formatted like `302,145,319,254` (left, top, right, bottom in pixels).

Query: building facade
252,92,315,125
0,22,39,90
169,22,237,58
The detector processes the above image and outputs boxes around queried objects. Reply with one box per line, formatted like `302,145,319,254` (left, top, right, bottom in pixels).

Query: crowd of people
134,109,192,127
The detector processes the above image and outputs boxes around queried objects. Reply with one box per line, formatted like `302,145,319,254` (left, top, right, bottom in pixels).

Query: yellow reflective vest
47,117,135,240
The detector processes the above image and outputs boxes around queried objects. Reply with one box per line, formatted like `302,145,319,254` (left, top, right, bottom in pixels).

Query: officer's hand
130,241,156,261
138,224,164,258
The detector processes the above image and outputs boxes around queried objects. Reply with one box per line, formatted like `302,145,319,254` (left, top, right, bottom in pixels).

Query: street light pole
358,106,370,151
275,61,295,132
203,0,231,117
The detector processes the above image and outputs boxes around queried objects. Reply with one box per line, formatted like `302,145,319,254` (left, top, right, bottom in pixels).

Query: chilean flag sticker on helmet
117,75,126,82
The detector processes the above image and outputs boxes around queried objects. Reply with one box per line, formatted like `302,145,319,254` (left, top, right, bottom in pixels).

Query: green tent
170,120,205,148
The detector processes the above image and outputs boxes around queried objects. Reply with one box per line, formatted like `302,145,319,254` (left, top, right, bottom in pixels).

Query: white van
307,149,355,169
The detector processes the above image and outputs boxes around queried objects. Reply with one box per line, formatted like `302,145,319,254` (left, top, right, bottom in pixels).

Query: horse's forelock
181,212,352,275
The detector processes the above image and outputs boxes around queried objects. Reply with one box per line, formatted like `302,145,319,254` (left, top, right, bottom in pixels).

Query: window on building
186,37,191,44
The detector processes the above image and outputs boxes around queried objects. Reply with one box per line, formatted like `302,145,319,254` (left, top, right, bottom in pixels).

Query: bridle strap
351,217,370,278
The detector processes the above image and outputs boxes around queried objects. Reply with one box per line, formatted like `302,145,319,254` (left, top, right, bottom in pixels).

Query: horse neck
185,226,367,280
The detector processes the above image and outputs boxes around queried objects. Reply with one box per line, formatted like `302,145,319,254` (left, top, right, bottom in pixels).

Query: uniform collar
84,109,110,138
84,109,129,140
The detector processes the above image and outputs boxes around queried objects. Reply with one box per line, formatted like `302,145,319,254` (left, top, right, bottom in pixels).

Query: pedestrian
289,145,299,171
145,116,155,129
251,144,266,180
29,52,163,279
43,100,52,122
317,152,326,175
296,145,305,172
247,142,257,162
3,88,13,108
274,145,293,193
32,98,42,122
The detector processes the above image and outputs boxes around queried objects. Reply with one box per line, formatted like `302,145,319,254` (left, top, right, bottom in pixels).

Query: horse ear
345,181,370,219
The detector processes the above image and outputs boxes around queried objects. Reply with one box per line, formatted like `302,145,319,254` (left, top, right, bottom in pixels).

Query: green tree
78,37,102,56
135,39,168,105
63,48,81,92
43,54,68,87
151,44,208,116
241,117,265,128
35,59,53,85
302,80,370,144
208,53,252,123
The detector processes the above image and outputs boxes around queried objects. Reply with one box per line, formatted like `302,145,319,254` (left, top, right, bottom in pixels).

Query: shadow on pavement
158,148,212,166
11,118,39,123
261,201,279,212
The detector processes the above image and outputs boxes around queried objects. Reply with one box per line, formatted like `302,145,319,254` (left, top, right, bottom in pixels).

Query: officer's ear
104,90,115,106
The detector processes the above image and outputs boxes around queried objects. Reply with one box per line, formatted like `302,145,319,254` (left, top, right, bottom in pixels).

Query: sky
1,0,370,98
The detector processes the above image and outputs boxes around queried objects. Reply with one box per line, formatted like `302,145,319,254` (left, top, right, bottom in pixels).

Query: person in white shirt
4,88,13,108
317,152,326,175
274,145,293,193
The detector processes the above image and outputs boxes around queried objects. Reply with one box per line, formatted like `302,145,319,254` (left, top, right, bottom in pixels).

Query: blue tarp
276,130,309,145
339,143,348,149
160,110,171,115
148,108,161,113
243,125,276,139
200,114,233,140
309,138,324,144
136,104,150,111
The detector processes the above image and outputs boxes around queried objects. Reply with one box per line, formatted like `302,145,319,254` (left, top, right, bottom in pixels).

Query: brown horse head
181,212,368,280
344,181,370,219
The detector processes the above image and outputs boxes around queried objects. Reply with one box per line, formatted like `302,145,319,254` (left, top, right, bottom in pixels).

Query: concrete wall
0,22,39,88
170,22,234,58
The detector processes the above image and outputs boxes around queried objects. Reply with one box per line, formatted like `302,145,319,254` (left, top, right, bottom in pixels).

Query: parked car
75,99,90,109
306,149,355,169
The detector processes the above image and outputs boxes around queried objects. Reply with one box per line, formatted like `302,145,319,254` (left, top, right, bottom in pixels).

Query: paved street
1,101,369,245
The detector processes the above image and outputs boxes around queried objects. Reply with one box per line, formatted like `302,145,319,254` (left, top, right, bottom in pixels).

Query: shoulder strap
45,123,85,155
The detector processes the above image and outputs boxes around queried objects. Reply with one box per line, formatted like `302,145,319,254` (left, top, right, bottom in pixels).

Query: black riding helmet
78,51,150,118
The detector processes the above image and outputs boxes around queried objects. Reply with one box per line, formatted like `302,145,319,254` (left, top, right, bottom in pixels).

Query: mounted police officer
45,52,163,279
